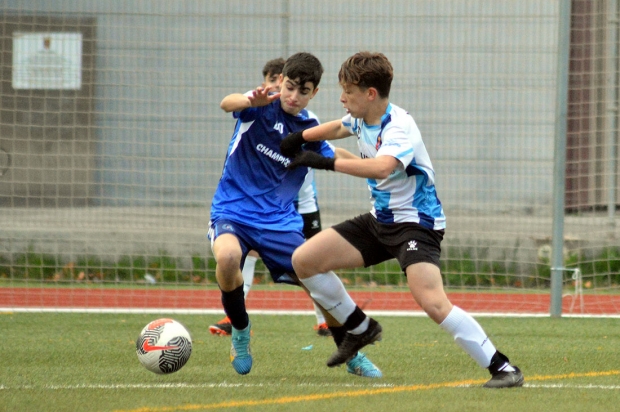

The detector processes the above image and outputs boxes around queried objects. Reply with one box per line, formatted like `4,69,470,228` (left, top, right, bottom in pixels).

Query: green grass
1,313,619,412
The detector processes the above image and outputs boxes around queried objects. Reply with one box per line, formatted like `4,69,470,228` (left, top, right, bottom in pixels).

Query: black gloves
288,151,335,171
280,131,306,158
282,131,335,171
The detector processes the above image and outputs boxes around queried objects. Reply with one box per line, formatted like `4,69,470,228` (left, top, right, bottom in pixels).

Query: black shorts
332,213,444,272
301,210,322,239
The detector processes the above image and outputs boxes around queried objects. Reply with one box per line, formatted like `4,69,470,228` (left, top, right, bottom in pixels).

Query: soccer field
1,313,618,412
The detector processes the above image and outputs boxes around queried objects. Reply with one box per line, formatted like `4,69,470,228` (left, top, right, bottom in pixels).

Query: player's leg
300,210,331,336
405,262,523,388
242,251,259,297
258,227,380,372
289,270,382,378
210,223,252,374
312,302,331,336
212,233,247,328
292,225,383,367
209,250,259,336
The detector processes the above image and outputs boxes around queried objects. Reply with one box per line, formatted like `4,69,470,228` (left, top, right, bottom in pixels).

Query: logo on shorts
222,224,234,232
311,219,320,229
406,240,418,251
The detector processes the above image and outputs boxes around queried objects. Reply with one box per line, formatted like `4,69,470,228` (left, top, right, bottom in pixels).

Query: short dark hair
262,57,285,78
338,52,393,98
282,52,324,88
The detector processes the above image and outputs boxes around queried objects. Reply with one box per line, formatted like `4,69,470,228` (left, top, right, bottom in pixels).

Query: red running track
1,287,619,315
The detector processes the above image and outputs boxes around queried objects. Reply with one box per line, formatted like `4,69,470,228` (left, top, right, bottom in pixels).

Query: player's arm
220,93,251,113
220,86,280,113
303,120,351,142
334,147,359,160
333,155,399,179
288,150,398,179
280,120,350,157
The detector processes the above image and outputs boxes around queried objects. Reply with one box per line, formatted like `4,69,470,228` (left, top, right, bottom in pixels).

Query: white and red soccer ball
136,318,192,374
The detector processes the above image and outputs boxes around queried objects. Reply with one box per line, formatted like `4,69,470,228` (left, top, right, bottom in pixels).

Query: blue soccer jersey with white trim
343,103,446,229
211,100,334,231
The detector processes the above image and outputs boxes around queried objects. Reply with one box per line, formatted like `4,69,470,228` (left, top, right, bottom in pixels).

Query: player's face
262,72,282,91
340,83,370,119
279,76,318,116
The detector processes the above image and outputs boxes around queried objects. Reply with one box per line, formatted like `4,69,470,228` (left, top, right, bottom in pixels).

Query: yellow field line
115,370,620,412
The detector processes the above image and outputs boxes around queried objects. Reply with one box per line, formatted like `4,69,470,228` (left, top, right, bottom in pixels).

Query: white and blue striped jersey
211,100,334,232
343,103,446,230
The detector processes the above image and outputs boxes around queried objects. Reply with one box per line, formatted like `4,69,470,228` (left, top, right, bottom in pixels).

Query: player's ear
309,86,319,99
367,87,378,100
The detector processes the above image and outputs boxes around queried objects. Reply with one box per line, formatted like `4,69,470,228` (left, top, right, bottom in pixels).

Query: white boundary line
525,384,620,390
1,307,620,318
1,382,619,391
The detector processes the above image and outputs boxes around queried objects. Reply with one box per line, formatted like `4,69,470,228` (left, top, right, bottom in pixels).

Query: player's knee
291,247,313,276
291,248,302,271
421,299,452,324
214,248,242,273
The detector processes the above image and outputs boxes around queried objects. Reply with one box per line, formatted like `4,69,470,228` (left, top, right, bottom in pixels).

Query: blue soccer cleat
346,352,383,378
230,323,252,375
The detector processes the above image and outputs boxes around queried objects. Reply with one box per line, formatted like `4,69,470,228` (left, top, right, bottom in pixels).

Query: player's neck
362,100,389,126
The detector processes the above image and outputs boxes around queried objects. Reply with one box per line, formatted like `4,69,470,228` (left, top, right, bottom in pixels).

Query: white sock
313,302,326,325
349,317,369,334
241,255,258,298
299,272,357,324
440,306,497,368
499,363,516,372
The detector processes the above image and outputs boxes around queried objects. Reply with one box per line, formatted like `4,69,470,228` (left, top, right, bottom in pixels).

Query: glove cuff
324,157,336,171
290,131,306,146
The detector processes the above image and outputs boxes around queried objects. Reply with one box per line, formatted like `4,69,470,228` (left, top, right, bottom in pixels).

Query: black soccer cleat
484,351,524,388
326,318,382,367
483,366,524,388
209,316,232,336
314,322,332,337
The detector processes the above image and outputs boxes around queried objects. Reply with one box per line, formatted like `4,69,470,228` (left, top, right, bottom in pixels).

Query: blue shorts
208,219,304,285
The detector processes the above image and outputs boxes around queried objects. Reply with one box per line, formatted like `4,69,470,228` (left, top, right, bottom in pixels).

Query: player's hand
287,151,335,171
280,131,307,157
248,86,280,107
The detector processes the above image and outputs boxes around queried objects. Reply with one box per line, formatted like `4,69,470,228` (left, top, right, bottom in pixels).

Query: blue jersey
211,99,334,232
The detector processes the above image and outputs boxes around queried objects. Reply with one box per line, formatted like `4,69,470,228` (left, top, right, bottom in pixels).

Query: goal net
1,1,619,316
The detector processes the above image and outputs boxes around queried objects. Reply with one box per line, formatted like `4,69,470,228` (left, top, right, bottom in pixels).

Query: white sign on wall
12,32,82,90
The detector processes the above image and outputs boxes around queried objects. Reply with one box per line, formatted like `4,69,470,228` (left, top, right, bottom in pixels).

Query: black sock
488,351,510,375
220,284,249,330
343,306,366,331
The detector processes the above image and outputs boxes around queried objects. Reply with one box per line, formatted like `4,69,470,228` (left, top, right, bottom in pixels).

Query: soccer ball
136,318,192,374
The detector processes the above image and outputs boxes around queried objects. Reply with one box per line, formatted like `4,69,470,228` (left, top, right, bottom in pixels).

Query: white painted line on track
2,307,620,318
